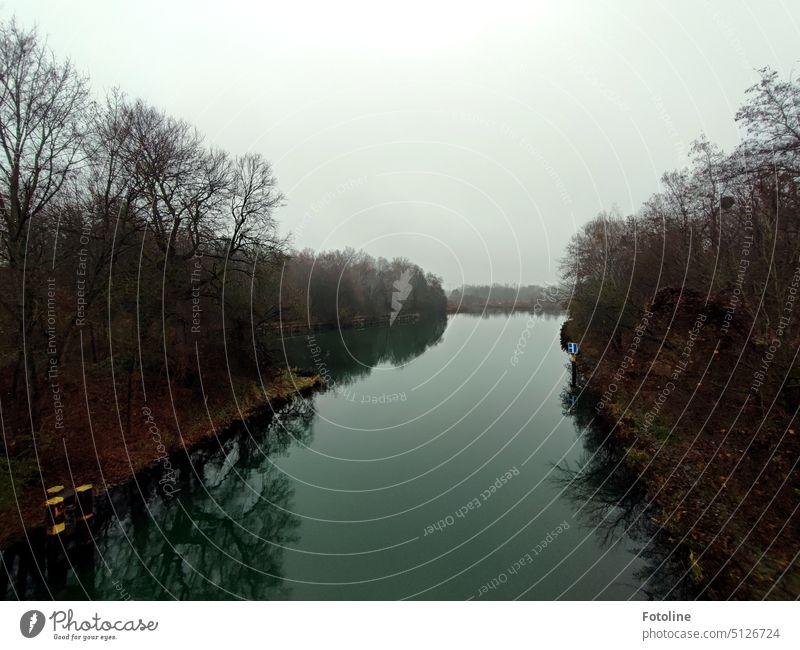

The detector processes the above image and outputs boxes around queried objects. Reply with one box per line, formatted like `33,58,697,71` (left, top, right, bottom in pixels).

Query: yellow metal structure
45,496,66,535
75,483,94,522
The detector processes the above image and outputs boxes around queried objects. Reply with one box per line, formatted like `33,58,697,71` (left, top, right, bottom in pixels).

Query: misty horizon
5,0,798,287
3,0,800,624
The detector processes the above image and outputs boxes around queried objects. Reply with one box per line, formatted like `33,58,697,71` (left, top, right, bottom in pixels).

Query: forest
0,19,446,536
561,68,800,598
449,283,563,313
564,67,800,385
284,248,447,325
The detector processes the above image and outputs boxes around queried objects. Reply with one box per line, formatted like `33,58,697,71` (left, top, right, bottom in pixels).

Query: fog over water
5,0,799,286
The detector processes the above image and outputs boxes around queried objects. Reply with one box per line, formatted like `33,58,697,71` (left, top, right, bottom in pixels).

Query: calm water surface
5,314,692,600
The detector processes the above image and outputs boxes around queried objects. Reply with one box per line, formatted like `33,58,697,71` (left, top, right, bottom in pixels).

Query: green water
8,314,692,600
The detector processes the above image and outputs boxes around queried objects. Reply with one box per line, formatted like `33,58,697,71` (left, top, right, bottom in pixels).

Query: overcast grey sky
5,0,799,287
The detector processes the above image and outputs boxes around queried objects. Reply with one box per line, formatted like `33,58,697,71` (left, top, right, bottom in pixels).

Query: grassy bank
0,369,320,548
562,290,800,599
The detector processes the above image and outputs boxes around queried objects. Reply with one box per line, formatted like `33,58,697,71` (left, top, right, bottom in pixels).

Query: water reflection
2,317,447,600
282,316,447,386
555,385,699,599
2,316,699,600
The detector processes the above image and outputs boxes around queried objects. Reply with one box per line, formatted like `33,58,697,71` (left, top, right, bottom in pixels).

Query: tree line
449,283,563,312
282,248,447,324
560,68,800,598
0,18,446,445
562,67,800,404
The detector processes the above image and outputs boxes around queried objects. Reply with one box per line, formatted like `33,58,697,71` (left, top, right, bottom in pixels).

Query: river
3,313,694,600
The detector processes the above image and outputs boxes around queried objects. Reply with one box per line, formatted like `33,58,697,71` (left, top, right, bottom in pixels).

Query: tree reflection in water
554,386,699,600
96,399,316,600
2,316,448,600
281,317,448,388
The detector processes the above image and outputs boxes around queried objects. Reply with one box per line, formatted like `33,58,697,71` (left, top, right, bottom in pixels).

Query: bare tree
736,67,800,171
124,99,224,260
0,19,89,395
225,153,284,260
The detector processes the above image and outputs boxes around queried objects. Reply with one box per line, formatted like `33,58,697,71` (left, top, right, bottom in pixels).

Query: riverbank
562,288,800,599
262,312,422,338
447,303,563,315
6,313,668,599
0,369,320,548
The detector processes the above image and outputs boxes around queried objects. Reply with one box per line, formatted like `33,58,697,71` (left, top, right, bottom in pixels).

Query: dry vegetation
562,69,800,599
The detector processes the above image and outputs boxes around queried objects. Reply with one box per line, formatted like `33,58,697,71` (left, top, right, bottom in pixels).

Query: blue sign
567,342,579,355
